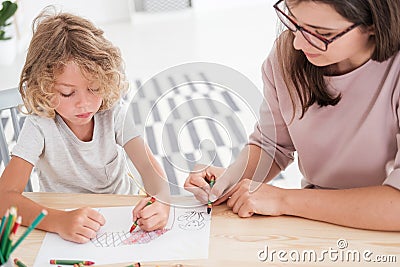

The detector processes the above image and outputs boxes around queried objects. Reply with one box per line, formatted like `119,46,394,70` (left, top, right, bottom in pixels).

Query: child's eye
89,88,100,93
60,92,73,98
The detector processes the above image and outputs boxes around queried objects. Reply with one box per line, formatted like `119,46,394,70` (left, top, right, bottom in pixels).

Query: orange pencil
130,197,156,233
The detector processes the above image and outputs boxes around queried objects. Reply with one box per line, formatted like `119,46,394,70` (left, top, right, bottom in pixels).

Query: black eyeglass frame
273,0,360,51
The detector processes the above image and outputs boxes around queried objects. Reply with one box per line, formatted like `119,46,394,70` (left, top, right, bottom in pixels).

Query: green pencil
14,258,28,267
0,207,16,256
0,245,4,264
207,175,216,214
4,232,15,261
10,209,47,254
0,210,8,263
50,259,95,265
0,210,8,239
5,215,21,259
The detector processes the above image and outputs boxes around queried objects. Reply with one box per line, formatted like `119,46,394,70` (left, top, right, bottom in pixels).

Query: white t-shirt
12,101,140,194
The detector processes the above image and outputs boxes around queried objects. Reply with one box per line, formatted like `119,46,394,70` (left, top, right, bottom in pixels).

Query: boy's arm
0,156,105,243
124,137,170,231
124,136,170,200
0,156,60,232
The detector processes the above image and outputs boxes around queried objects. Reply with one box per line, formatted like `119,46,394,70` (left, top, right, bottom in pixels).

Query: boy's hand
55,207,105,243
132,197,170,231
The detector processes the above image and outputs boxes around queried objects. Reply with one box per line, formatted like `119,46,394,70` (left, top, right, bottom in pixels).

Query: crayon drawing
123,228,170,245
178,211,207,230
90,231,129,247
34,205,211,266
91,207,176,247
91,229,171,247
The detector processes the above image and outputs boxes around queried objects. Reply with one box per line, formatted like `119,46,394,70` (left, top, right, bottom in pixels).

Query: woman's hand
132,196,170,231
227,179,286,217
55,207,105,243
184,164,226,204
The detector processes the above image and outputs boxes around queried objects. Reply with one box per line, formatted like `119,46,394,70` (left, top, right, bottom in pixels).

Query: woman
185,0,400,231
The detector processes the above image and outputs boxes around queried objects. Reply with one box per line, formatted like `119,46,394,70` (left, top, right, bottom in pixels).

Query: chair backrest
0,87,33,192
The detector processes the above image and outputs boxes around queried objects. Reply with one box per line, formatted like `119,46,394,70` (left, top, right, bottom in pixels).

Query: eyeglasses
273,0,360,51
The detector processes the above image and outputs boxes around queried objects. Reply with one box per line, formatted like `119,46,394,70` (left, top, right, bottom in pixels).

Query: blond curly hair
19,8,128,118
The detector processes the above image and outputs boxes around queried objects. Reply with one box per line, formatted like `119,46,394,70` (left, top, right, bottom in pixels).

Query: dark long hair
276,0,400,120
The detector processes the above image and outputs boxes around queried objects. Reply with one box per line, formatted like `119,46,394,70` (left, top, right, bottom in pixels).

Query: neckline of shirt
55,114,98,148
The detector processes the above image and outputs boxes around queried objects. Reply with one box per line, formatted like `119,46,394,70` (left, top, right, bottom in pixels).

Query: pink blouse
249,48,400,189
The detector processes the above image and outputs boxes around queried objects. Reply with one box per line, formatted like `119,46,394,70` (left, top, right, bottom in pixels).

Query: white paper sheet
33,205,210,266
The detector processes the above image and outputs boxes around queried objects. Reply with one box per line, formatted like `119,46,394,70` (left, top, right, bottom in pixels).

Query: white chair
0,87,33,192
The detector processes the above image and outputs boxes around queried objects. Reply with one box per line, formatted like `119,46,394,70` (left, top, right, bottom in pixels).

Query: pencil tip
207,207,211,214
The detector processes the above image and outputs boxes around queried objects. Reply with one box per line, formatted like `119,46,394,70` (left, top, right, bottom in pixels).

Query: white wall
15,0,132,51
192,0,274,10
18,0,131,25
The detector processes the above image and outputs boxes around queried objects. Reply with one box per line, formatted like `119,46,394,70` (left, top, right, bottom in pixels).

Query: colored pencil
10,210,47,254
0,207,16,255
125,263,141,267
9,216,21,236
50,259,95,265
0,210,8,247
14,258,28,267
130,197,156,233
0,210,9,264
4,232,15,260
4,215,21,259
207,175,216,214
0,246,4,264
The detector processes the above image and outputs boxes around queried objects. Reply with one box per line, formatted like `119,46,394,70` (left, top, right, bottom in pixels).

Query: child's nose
76,91,91,108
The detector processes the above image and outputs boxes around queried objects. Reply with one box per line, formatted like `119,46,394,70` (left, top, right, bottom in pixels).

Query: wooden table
12,193,400,266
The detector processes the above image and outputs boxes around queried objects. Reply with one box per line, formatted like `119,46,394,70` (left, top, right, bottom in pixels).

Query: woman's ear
366,25,375,36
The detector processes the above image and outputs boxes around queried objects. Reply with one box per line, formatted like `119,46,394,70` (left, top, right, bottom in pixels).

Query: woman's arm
285,185,400,231
227,179,400,231
0,156,105,243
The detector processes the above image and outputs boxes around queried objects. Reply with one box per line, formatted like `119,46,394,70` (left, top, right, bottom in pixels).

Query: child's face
53,61,102,130
287,1,374,72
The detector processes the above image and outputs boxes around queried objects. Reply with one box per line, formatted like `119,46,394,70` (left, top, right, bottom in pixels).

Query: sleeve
11,116,44,166
114,100,141,146
248,48,295,170
383,94,400,190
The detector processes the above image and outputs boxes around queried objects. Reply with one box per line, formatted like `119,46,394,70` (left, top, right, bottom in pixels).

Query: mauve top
249,48,400,190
